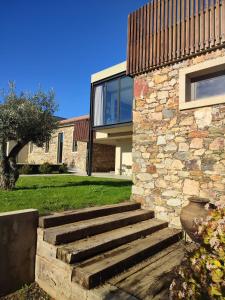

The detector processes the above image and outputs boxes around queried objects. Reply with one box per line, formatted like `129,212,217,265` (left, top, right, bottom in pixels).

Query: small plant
19,164,34,175
39,162,52,174
59,163,68,173
170,201,225,300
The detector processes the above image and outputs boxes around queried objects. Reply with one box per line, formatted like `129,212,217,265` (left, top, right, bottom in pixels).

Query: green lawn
0,175,132,214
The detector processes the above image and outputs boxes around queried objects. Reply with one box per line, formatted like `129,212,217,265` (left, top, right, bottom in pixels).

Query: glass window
57,133,63,164
94,84,104,126
93,76,133,127
191,70,225,101
105,79,119,125
120,77,133,123
72,132,78,152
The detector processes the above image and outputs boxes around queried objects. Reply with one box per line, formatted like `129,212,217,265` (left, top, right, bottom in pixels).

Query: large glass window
93,76,133,127
105,79,119,125
191,70,225,101
120,77,133,123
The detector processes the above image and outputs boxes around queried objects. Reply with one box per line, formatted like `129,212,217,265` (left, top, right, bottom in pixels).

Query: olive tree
0,83,58,190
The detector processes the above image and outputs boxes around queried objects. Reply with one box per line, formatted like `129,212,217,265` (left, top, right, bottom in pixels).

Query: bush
170,201,225,300
59,163,68,174
39,162,52,174
19,164,34,175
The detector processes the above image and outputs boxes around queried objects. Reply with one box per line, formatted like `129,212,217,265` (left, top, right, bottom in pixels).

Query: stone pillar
115,146,122,175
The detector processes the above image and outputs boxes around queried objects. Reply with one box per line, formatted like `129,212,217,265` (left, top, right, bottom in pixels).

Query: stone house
127,0,225,228
27,116,89,172
89,0,225,227
9,115,115,173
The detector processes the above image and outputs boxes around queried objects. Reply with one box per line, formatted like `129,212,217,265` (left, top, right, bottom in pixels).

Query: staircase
36,202,183,300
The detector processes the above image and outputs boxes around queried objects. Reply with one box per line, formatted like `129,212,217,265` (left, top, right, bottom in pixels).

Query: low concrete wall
0,209,38,297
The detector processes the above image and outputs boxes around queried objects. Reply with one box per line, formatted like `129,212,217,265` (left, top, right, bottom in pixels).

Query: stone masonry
92,144,115,173
132,48,225,228
28,125,88,172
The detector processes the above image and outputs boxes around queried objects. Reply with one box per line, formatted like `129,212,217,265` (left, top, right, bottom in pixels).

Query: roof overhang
91,61,127,84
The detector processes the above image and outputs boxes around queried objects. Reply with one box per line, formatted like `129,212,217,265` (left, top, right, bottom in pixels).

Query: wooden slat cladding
127,0,225,76
73,119,90,142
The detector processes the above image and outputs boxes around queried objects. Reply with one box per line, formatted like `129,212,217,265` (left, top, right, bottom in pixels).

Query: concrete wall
0,209,38,297
132,48,225,228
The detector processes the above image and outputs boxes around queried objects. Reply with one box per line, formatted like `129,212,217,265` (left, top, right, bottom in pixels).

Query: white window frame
179,56,225,110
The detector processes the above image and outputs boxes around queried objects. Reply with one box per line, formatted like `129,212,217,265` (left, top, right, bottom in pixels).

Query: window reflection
191,71,225,101
94,76,133,127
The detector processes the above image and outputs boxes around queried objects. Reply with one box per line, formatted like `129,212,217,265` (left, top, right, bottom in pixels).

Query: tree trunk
0,157,19,190
0,142,19,191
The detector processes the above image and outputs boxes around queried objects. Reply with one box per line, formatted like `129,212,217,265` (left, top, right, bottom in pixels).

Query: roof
59,115,89,126
91,61,127,83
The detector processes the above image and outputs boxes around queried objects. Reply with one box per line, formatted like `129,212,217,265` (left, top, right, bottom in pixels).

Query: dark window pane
191,71,225,100
105,79,119,125
120,77,133,123
57,133,63,163
93,76,134,127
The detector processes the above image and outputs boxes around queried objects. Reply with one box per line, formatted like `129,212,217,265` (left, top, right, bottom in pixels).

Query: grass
0,175,132,214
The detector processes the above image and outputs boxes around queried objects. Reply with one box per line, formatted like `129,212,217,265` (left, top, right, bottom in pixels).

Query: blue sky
0,0,147,118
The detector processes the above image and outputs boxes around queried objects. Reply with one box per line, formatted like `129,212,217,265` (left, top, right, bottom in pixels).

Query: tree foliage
0,82,58,190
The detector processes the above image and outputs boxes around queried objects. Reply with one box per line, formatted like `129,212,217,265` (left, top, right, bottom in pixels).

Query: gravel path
0,283,53,300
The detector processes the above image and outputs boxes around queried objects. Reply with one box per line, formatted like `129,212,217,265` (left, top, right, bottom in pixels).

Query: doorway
57,132,64,163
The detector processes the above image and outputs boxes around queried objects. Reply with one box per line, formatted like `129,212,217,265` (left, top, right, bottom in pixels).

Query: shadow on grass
15,180,132,191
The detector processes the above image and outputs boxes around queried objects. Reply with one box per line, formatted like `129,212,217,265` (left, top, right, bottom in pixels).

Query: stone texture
27,124,116,173
0,209,38,297
92,144,116,173
28,124,88,172
131,48,225,226
209,138,224,151
190,138,203,149
183,179,199,196
194,107,212,129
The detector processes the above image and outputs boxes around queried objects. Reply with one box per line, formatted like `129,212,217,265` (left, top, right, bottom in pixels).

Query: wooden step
39,202,140,228
44,209,154,245
57,219,168,264
72,228,182,289
110,242,186,300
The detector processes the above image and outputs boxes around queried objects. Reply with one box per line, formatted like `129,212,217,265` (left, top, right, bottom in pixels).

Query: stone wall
0,209,38,296
7,141,29,164
28,125,88,172
132,48,225,228
92,144,116,172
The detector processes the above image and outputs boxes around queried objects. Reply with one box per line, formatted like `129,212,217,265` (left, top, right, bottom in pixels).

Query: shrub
19,164,34,175
59,163,68,174
170,201,225,300
39,162,52,174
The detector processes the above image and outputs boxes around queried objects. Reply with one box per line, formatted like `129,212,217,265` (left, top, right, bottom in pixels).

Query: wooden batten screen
73,119,90,142
127,0,225,76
